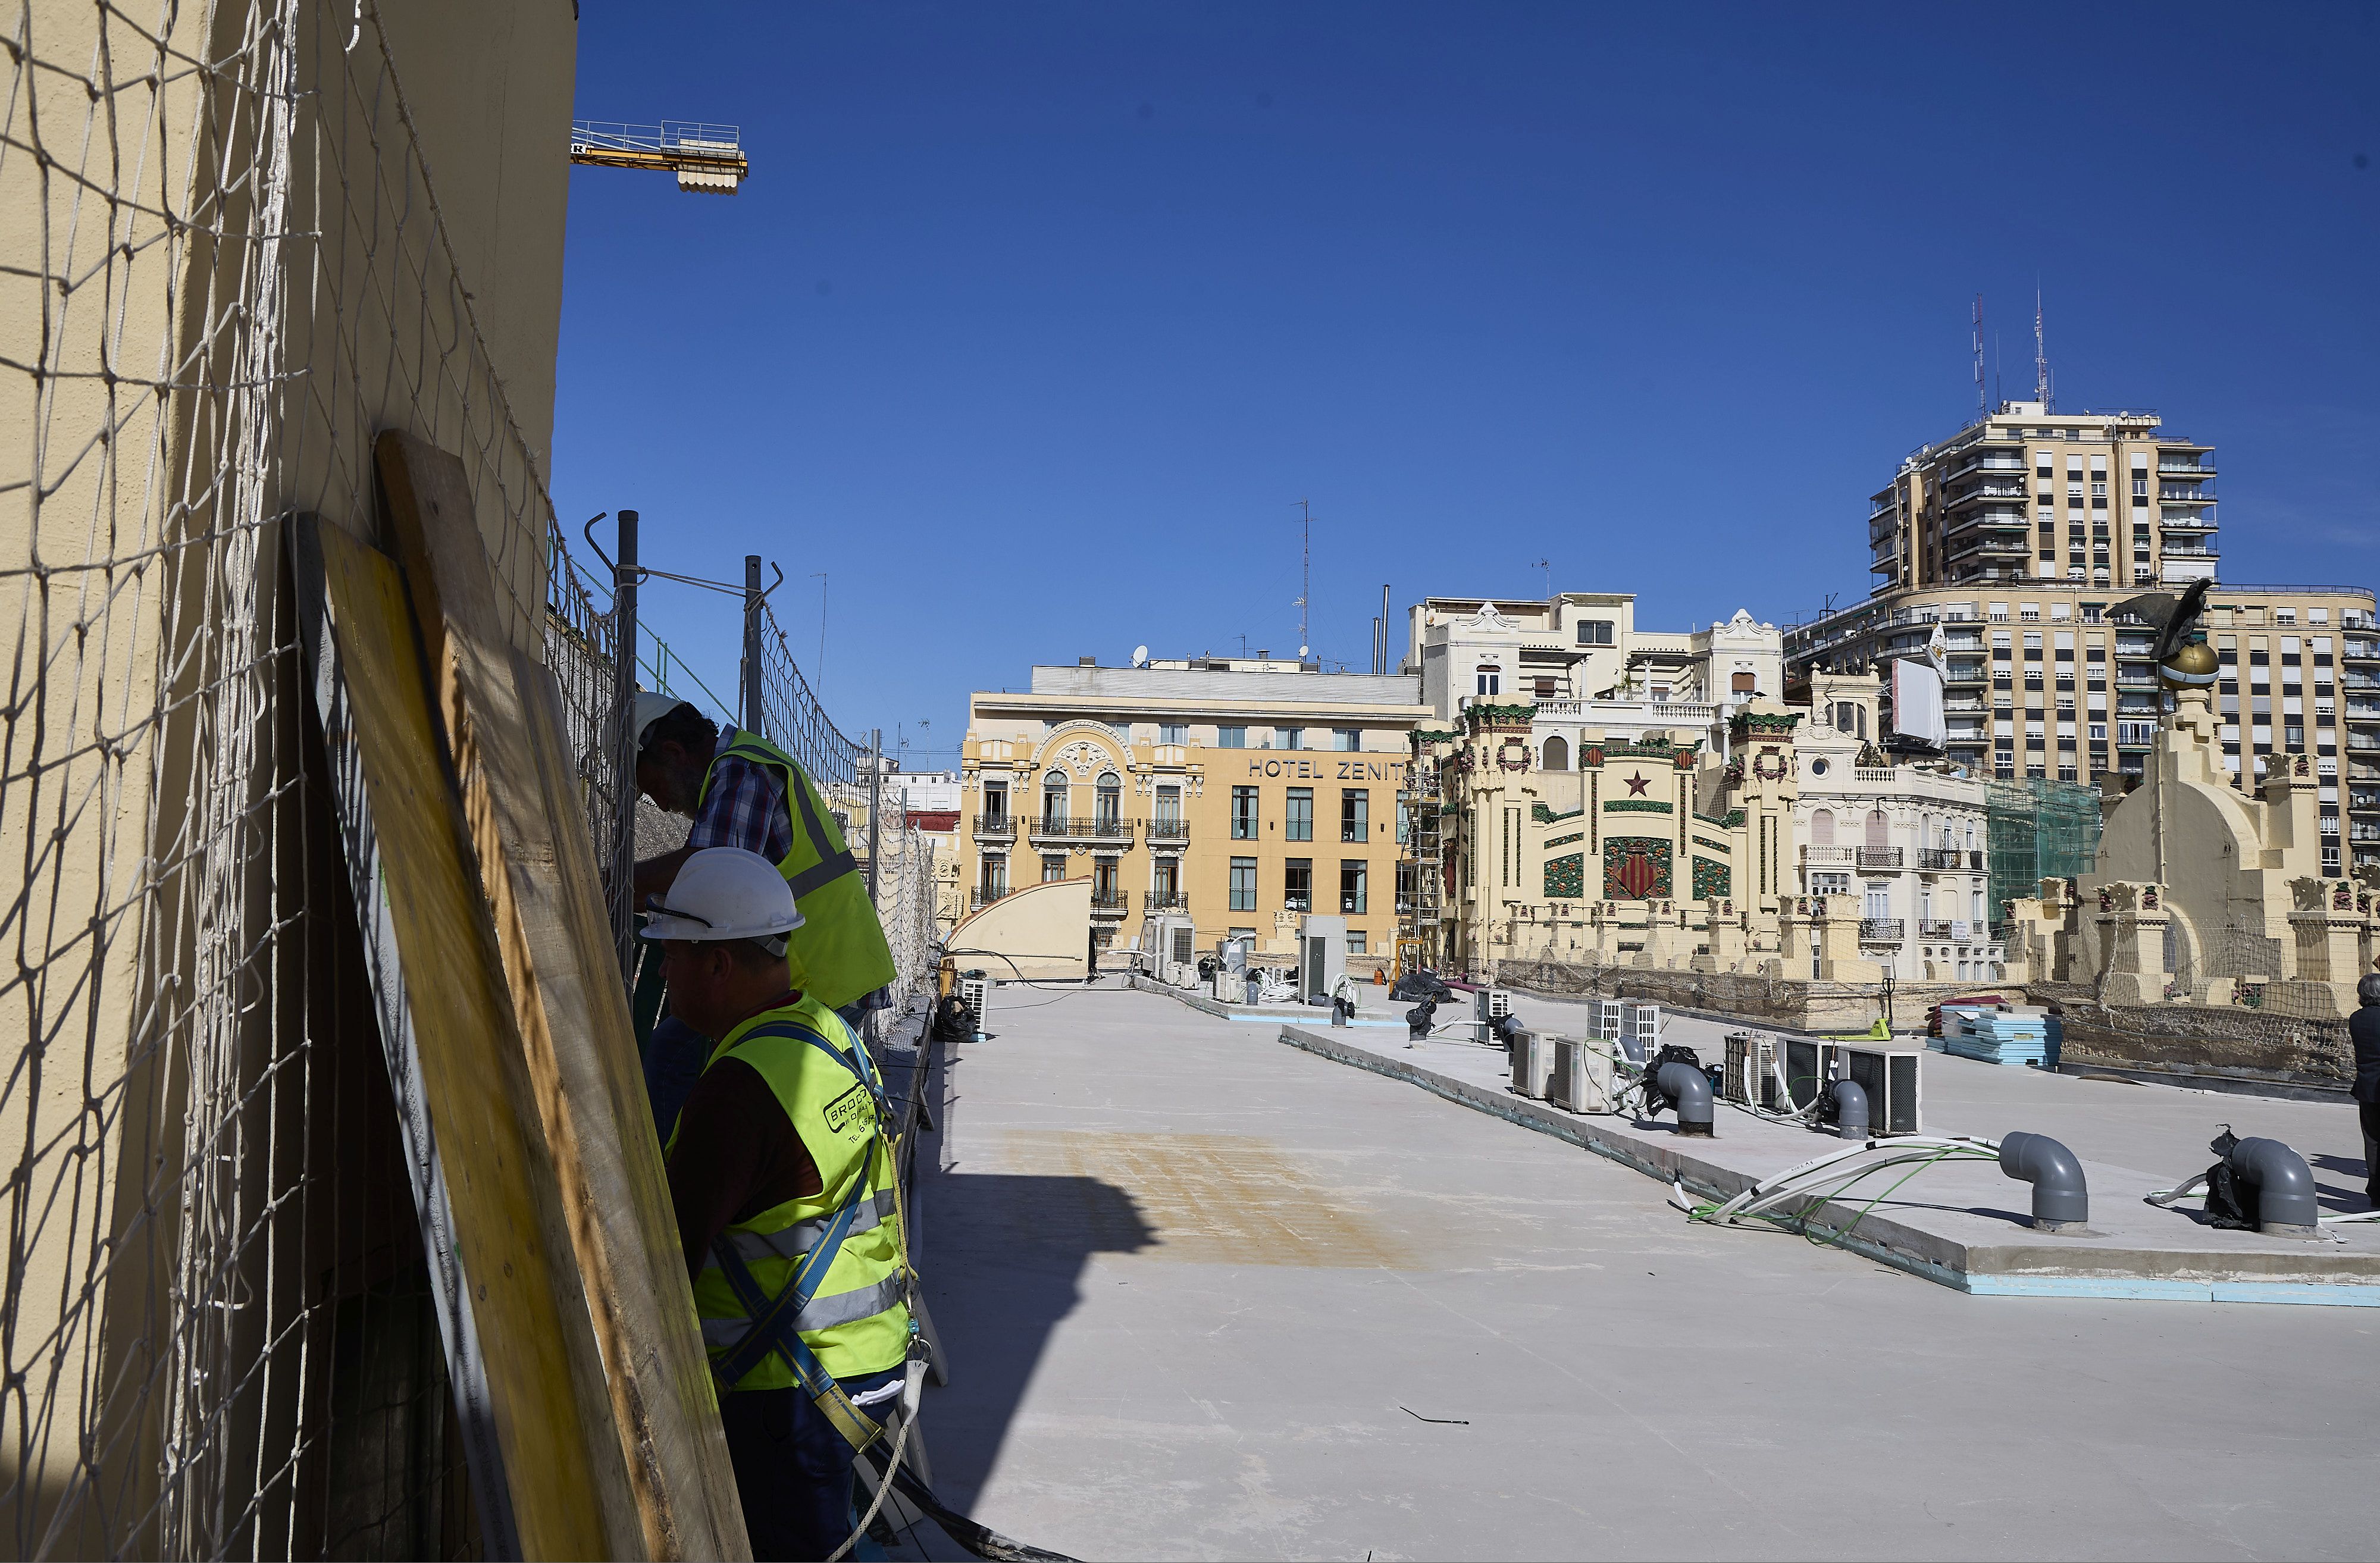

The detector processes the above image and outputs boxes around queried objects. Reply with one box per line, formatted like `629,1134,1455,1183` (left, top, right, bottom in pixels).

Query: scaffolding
1987,778,2104,922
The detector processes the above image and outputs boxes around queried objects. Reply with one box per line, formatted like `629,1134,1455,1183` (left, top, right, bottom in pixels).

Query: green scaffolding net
1987,778,2105,928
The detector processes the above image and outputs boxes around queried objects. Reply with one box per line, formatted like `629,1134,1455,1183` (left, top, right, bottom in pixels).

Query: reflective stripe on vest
679,998,910,1389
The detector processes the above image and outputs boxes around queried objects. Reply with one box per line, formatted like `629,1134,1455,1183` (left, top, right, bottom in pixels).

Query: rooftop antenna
2034,288,2050,409
1972,294,1986,421
1533,557,1551,599
1292,499,1311,659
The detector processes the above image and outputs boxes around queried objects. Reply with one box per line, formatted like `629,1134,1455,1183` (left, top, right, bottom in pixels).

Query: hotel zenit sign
1242,757,1408,784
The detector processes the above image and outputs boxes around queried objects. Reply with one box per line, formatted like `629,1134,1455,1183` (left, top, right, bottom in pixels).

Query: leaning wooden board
291,516,619,1559
375,431,747,1559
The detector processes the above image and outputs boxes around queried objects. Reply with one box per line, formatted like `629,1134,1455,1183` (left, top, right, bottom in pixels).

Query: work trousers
644,1013,709,1144
718,1367,903,1562
2361,1099,2380,1206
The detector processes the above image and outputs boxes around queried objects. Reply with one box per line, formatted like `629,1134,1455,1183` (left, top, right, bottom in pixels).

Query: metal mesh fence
4,2,572,1553
1986,778,2103,923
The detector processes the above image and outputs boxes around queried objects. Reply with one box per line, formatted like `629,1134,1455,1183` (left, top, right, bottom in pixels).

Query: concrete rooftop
909,983,2380,1561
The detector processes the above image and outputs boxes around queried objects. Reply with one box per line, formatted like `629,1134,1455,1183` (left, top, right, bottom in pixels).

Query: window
1533,676,1557,699
1041,854,1066,883
1333,728,1360,751
1475,665,1501,696
1733,671,1756,694
1285,788,1313,841
1864,886,1892,920
982,781,1007,823
1283,859,1313,913
1277,726,1304,750
1154,784,1181,824
1346,929,1368,955
1812,872,1851,897
1094,770,1122,826
1576,619,1614,646
981,856,1008,895
1230,787,1258,839
1229,858,1258,912
1340,860,1368,915
1229,926,1256,941
1158,722,1187,744
1217,725,1247,748
1341,789,1370,842
1543,735,1569,770
1041,770,1067,824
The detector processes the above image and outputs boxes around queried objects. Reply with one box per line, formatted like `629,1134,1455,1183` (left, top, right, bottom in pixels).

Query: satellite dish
1132,644,1150,666
1298,644,1310,657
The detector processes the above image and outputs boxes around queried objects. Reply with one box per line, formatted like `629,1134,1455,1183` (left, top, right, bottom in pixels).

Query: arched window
1041,769,1069,825
1810,808,1835,846
1095,770,1123,826
1920,813,1935,850
1857,706,1868,740
1542,735,1569,770
1865,809,1889,850
1475,663,1501,697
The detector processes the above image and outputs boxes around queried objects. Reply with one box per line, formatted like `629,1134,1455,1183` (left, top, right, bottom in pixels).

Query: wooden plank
292,517,614,1561
375,431,747,1559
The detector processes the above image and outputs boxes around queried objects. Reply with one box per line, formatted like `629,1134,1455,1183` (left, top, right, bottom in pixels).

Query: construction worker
631,693,897,1138
644,847,913,1561
2354,972,2380,1210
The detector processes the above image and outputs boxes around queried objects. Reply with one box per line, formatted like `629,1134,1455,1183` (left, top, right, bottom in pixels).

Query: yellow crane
569,119,749,193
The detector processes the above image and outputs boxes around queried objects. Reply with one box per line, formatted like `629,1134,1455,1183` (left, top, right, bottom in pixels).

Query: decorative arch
1810,807,1834,846
1542,735,1569,770
1864,809,1889,850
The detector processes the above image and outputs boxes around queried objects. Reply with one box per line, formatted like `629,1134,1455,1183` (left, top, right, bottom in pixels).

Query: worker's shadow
907,1069,1156,1511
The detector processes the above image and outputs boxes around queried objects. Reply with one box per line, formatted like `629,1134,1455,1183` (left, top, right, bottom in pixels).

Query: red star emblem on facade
1624,772,1651,795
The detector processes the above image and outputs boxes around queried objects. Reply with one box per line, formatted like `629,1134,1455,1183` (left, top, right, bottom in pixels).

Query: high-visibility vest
671,994,911,1389
700,729,897,1010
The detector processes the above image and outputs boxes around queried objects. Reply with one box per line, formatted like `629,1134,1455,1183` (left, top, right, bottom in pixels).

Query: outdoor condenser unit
1615,1000,1660,1066
1548,1036,1617,1114
1837,1042,1924,1136
1510,1029,1555,1098
1780,1038,1837,1114
958,975,991,1043
1474,986,1513,1043
1722,1030,1780,1110
1583,997,1621,1047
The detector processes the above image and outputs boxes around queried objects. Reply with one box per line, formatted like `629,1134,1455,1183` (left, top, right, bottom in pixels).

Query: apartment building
958,657,1429,962
1788,402,2379,879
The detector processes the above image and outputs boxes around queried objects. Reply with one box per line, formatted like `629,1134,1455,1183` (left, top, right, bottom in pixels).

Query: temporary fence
3,2,605,1555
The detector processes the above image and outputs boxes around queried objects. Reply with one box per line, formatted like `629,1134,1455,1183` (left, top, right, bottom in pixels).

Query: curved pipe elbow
1999,1130,2088,1229
1654,1061,1714,1134
2231,1138,2319,1231
1829,1079,1869,1141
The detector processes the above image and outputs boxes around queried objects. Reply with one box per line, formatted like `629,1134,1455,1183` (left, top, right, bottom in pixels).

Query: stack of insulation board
1945,1009,2054,1069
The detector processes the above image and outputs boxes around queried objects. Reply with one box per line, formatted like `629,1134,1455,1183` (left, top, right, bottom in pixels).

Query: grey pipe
1999,1131,2088,1231
1653,1060,1714,1136
1830,1079,1869,1141
2228,1137,2319,1235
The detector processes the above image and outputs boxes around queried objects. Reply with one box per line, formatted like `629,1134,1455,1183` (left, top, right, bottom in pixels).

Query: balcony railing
1859,918,1905,942
1147,817,1191,843
1089,892,1129,914
1143,891,1189,911
1916,849,1982,870
1032,816,1135,841
970,885,1014,909
972,813,1015,837
2157,461,2213,475
1916,919,1956,938
2159,487,2215,502
1802,845,1856,865
1856,847,1903,870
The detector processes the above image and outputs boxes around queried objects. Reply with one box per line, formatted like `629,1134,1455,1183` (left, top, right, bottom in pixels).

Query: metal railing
1144,891,1189,910
1917,919,1956,938
1031,815,1135,841
1856,847,1904,870
971,885,1016,909
972,812,1016,835
1089,892,1129,913
1917,848,1981,870
1859,918,1905,941
1147,817,1191,842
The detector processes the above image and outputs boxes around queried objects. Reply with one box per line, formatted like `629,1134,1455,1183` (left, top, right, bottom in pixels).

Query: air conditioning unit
1780,1037,1838,1114
1615,1000,1660,1066
957,975,991,1043
1583,997,1622,1047
1511,1029,1555,1098
1722,1030,1781,1110
1548,1037,1617,1114
1474,986,1514,1042
1837,1042,1924,1136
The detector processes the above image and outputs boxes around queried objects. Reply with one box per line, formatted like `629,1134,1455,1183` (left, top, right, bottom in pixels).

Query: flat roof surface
910,984,2380,1560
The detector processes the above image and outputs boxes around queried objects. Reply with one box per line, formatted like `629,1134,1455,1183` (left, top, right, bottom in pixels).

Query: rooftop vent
1079,655,1097,666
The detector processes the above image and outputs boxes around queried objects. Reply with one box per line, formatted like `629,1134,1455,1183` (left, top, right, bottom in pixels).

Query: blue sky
554,3,2378,767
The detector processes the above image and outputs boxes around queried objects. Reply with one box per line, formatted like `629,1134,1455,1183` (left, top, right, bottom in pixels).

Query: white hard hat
632,690,694,752
640,847,804,946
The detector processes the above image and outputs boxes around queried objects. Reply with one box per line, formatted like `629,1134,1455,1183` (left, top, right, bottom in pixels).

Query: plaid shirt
686,731,794,863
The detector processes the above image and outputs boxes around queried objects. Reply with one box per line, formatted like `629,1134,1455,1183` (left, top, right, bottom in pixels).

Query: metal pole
611,509,641,981
742,553,765,737
866,728,883,904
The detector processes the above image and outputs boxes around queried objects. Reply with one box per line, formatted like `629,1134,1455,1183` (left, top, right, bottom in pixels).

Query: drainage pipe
1999,1131,2088,1231
2228,1137,2319,1236
1825,1079,1870,1141
1652,1060,1715,1136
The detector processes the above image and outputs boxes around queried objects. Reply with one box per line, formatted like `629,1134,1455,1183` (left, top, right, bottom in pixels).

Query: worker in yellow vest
644,847,914,1561
632,694,897,1139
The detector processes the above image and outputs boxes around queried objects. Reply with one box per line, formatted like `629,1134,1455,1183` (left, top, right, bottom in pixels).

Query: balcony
1032,816,1135,843
970,885,1016,909
2343,640,2378,662
2157,515,2218,533
1917,848,1981,870
1916,919,1956,938
1146,817,1191,845
1859,918,1905,942
2157,459,2215,475
2161,543,2219,558
2158,486,2215,503
1946,483,2028,509
972,812,1016,838
1089,891,1129,915
1856,847,1903,870
1143,891,1189,911
1802,845,1856,866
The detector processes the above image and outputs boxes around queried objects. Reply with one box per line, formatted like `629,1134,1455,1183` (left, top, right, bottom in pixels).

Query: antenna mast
2034,289,2050,408
1293,499,1311,658
1972,294,1986,419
